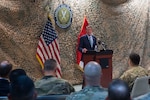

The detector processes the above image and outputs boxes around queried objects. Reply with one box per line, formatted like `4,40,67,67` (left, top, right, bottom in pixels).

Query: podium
82,50,113,88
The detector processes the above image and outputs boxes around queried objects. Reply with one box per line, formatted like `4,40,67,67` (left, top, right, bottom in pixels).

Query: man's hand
82,48,87,53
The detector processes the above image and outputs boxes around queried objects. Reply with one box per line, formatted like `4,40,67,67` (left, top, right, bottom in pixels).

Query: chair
133,92,150,100
36,95,69,100
0,96,7,100
0,95,69,100
131,76,150,98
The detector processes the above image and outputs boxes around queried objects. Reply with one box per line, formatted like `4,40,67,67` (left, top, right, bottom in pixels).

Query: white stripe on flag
37,48,45,63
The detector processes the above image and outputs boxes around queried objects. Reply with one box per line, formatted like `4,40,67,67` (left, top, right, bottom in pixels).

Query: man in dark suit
78,25,97,88
78,25,97,54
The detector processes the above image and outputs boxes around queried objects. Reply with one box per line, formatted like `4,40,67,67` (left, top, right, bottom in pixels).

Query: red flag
36,16,62,78
76,16,89,66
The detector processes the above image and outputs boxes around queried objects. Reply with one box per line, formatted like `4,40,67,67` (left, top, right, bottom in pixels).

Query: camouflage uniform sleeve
62,82,75,94
143,69,149,76
34,80,45,95
120,71,131,84
65,94,74,100
65,92,85,100
34,80,40,88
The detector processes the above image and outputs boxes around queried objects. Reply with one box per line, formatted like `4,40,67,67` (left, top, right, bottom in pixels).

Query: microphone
101,42,106,50
97,39,106,50
101,41,105,45
98,40,101,45
97,38,101,45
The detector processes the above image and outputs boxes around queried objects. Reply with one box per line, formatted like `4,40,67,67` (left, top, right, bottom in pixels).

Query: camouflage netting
0,0,150,84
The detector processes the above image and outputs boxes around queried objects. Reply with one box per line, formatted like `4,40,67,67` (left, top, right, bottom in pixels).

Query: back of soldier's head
44,59,57,71
9,69,27,82
84,61,102,84
129,53,140,66
0,60,12,77
9,75,36,100
108,79,131,100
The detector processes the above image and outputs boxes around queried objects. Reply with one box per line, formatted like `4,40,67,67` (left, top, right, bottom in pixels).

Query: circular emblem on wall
54,4,73,29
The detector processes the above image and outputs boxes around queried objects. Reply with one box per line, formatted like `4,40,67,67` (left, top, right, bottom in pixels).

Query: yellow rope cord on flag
36,54,44,69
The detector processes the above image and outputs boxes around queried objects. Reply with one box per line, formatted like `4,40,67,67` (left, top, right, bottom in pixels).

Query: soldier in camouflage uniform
34,59,75,96
66,61,108,100
120,53,148,91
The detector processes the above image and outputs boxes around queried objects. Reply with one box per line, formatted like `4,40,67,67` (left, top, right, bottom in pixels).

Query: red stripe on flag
56,67,62,77
37,45,46,61
40,38,50,58
51,42,60,64
54,40,60,54
47,46,53,60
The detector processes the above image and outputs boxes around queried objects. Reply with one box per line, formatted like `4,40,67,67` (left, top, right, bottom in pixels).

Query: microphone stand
98,40,106,51
101,42,106,51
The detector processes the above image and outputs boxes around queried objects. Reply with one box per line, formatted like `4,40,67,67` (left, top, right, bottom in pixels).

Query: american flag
36,17,62,78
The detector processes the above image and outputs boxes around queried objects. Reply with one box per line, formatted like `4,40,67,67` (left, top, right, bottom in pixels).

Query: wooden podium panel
82,51,96,64
82,50,113,88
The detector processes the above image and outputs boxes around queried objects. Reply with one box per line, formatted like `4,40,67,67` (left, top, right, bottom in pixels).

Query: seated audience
9,68,27,82
8,75,37,100
35,59,75,96
106,79,131,100
0,60,12,96
66,61,107,100
120,53,148,91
